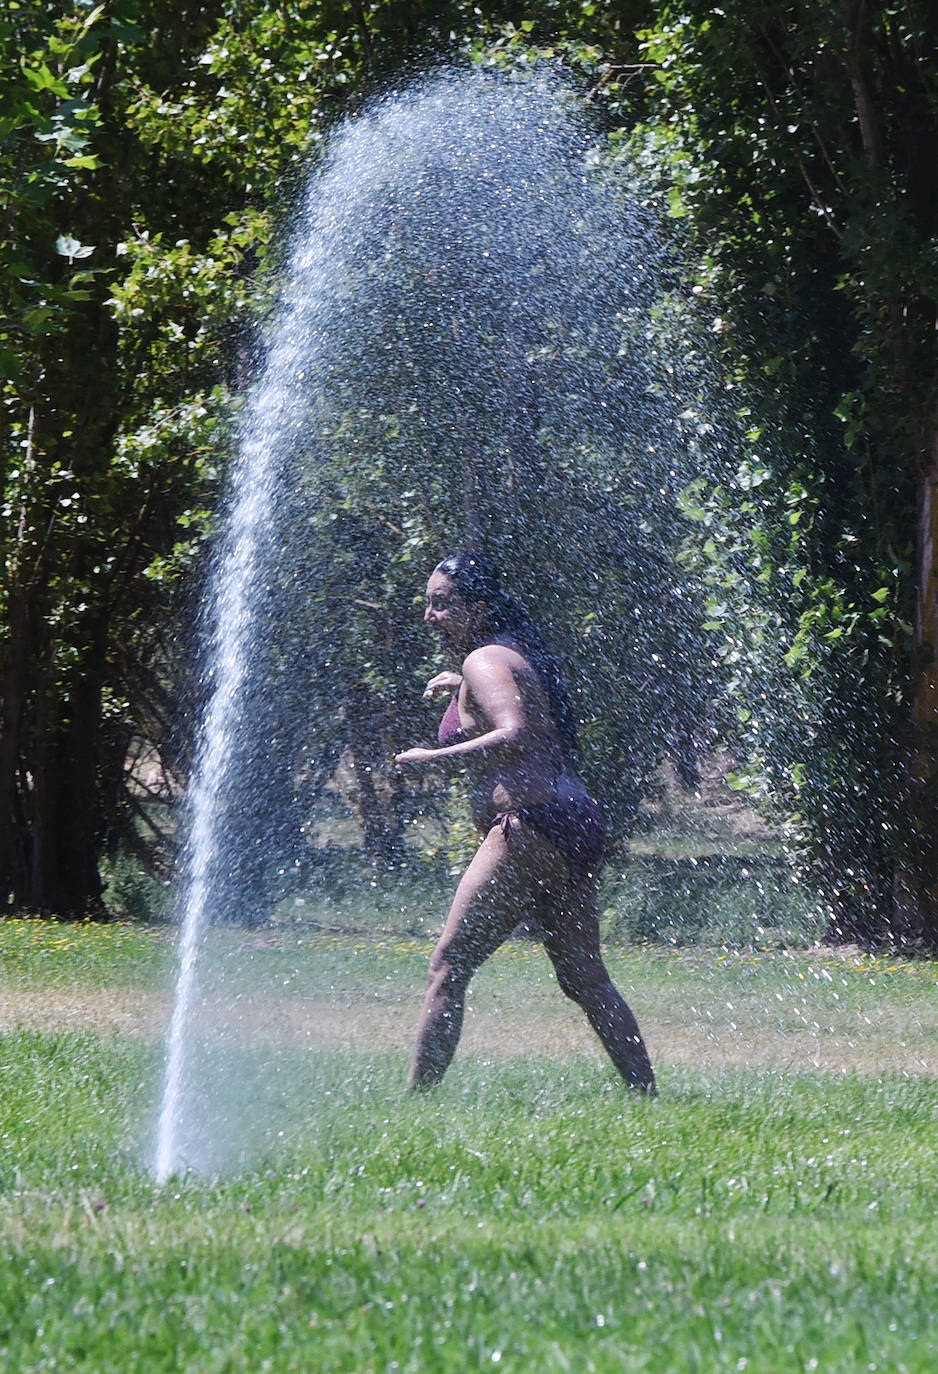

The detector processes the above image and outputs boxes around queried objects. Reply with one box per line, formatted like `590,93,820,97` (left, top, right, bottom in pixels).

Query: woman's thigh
434,818,554,972
536,871,612,995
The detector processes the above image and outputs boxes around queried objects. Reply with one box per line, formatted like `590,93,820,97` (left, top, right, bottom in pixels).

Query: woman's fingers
424,671,462,698
395,747,436,764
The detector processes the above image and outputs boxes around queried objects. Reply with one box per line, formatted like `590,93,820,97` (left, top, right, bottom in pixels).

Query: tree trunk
891,431,938,948
354,748,407,869
0,587,33,908
28,636,107,917
460,427,486,551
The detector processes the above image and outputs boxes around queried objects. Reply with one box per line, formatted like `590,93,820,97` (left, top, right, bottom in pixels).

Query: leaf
55,234,95,261
725,772,751,792
105,17,145,44
21,63,69,97
0,349,22,382
667,185,686,219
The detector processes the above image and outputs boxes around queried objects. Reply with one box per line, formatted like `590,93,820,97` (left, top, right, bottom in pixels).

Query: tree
634,1,938,946
0,0,349,915
4,1,679,917
14,0,760,920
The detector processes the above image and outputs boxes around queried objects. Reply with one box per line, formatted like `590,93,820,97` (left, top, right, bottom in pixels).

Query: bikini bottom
490,793,606,884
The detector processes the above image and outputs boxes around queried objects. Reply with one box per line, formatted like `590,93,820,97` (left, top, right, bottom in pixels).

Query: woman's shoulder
462,640,530,679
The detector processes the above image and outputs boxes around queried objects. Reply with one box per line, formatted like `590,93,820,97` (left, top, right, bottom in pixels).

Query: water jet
154,67,729,1178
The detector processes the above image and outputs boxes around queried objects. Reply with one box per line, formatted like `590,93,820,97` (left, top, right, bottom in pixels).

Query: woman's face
424,570,480,650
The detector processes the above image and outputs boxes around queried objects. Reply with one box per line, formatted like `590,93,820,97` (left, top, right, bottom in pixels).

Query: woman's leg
538,857,656,1093
408,821,533,1089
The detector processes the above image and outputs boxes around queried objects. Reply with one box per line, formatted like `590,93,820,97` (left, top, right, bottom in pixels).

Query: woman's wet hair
434,551,579,762
434,552,511,622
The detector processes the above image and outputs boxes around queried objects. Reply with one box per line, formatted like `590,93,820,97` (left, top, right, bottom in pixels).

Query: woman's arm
422,670,463,701
395,648,527,766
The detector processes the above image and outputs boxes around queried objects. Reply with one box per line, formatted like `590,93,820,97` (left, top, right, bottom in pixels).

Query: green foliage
99,847,174,923
0,2,270,913
0,2,435,911
0,0,662,917
9,0,935,945
602,853,822,947
629,0,938,942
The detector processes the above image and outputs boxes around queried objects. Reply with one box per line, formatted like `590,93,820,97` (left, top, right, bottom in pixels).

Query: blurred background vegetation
2,1,937,950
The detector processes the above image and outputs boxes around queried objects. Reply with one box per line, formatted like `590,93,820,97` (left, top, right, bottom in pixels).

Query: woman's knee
553,961,591,1003
553,959,612,1007
426,949,469,998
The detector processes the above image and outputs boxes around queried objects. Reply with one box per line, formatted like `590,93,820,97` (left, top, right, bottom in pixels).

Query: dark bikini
491,794,606,884
437,693,468,747
438,695,606,883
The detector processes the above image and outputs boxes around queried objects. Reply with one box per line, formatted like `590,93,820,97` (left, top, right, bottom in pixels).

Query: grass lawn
2,917,938,1372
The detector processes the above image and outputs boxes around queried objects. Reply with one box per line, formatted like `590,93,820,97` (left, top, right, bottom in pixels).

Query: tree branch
842,0,886,168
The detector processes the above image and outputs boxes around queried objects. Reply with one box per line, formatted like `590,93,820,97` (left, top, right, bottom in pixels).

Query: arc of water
152,70,682,1178
153,421,280,1183
151,143,354,1179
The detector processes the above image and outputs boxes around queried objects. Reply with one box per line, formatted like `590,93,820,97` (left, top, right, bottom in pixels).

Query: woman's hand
395,746,442,766
422,671,462,701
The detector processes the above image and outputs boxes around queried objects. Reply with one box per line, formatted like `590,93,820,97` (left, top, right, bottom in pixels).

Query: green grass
0,917,175,990
2,919,938,1371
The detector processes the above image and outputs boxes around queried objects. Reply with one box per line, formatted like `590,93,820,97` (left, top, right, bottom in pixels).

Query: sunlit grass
2,919,938,1370
0,916,174,989
4,917,936,1074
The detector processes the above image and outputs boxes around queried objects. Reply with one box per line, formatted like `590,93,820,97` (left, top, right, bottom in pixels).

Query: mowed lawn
2,918,938,1373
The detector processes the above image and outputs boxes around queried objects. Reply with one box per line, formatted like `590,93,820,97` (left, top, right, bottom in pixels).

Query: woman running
395,552,655,1093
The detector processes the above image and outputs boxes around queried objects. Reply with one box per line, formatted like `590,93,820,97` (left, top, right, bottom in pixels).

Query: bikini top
438,693,469,747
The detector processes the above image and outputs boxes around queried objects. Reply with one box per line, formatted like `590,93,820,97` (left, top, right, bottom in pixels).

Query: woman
395,552,656,1093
